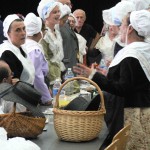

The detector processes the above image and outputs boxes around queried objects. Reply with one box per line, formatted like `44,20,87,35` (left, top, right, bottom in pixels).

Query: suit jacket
60,23,79,70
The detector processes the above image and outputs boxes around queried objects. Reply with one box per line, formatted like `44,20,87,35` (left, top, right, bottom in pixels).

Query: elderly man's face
73,10,86,28
58,0,72,9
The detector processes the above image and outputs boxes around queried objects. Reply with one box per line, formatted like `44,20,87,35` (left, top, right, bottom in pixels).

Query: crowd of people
73,1,150,150
0,0,150,150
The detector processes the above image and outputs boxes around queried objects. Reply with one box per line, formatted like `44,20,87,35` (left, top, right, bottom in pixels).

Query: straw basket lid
53,76,106,142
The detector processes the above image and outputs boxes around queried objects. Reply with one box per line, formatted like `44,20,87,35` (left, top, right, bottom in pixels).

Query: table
31,106,108,150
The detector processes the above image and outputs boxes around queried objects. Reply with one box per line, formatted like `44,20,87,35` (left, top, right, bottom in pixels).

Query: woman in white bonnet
59,3,71,27
68,13,87,64
73,10,150,150
0,14,35,84
37,0,65,88
23,13,52,106
100,0,136,59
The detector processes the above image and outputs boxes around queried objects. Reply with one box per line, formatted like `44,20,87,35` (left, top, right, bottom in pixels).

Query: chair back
104,139,120,150
112,124,131,150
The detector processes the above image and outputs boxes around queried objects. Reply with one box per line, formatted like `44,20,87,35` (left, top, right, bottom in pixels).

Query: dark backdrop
71,0,120,32
0,0,120,33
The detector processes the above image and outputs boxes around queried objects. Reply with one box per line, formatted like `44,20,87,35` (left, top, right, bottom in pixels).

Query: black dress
0,48,26,79
94,57,150,149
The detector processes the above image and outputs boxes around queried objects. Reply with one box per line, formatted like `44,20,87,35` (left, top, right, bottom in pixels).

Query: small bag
0,81,46,138
86,48,102,66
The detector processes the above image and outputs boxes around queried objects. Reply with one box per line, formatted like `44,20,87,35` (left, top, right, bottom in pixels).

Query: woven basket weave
0,103,46,138
53,77,106,142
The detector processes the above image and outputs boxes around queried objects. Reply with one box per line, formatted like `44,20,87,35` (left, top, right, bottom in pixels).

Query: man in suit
0,60,13,84
0,60,26,113
57,0,79,77
60,22,79,70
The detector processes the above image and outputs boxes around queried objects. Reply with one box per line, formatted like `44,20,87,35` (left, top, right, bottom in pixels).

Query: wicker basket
0,103,46,138
53,76,106,142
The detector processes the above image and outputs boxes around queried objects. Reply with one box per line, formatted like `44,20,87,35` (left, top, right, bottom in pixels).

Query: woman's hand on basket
73,63,93,78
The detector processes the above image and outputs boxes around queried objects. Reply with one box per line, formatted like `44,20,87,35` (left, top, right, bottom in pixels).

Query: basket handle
55,77,106,113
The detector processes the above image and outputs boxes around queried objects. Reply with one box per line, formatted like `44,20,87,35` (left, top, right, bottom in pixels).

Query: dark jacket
60,23,79,70
92,57,150,107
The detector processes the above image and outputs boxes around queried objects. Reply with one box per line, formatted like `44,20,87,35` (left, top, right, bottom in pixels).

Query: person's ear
128,25,134,34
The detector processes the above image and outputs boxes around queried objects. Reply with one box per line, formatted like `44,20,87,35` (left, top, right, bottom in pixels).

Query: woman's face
109,25,119,36
68,16,76,29
8,21,26,47
46,6,61,25
119,16,129,43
